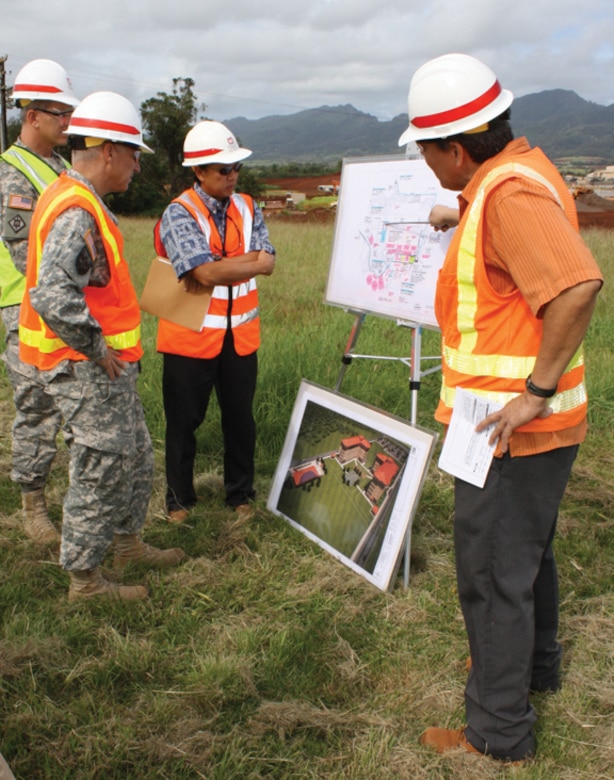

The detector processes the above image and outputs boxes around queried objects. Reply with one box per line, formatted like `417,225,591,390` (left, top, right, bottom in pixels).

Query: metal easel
334,309,441,588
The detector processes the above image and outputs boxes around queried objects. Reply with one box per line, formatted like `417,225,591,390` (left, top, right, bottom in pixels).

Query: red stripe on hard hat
412,80,502,129
70,117,140,136
14,83,62,95
184,148,224,159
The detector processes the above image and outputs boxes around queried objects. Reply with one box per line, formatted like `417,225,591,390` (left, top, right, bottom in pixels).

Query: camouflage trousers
0,306,62,491
44,359,154,572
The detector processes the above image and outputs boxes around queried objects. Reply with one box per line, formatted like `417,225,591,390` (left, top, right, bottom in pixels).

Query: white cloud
2,0,613,124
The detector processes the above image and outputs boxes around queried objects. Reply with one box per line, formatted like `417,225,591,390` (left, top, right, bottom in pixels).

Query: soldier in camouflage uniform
0,59,79,545
19,91,186,602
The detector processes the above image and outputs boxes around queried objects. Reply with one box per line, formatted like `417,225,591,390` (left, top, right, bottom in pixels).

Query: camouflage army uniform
27,170,154,572
0,140,66,490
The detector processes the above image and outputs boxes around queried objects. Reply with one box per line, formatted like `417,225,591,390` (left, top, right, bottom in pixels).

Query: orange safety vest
434,146,587,433
19,173,142,370
154,188,259,359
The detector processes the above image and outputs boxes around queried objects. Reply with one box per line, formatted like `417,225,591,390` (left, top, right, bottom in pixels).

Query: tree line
8,77,341,217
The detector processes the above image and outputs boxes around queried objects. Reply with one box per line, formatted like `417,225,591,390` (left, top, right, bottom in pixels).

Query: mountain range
225,90,614,165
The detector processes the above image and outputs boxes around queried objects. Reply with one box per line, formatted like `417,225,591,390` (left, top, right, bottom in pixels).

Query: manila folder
139,256,212,332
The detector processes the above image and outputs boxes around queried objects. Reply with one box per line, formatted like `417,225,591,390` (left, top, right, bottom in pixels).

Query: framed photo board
267,380,438,592
325,155,458,329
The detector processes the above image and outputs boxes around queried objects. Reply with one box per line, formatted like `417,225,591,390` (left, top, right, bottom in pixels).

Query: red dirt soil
265,177,614,228
265,176,339,199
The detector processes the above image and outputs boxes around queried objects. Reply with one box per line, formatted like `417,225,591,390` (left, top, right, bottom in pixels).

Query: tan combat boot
68,568,148,603
22,488,61,545
113,533,187,569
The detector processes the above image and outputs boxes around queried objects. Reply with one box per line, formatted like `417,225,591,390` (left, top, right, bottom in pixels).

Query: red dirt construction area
265,177,614,228
264,176,339,199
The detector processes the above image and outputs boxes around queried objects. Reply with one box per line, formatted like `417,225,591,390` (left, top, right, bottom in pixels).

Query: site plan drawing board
325,155,458,329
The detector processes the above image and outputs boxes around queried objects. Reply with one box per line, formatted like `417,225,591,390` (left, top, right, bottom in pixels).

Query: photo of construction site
268,381,436,590
275,398,411,573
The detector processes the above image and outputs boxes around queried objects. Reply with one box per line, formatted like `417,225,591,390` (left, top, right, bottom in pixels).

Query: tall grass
0,218,612,779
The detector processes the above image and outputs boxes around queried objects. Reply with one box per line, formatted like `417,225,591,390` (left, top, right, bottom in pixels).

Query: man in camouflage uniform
19,91,186,601
0,59,79,545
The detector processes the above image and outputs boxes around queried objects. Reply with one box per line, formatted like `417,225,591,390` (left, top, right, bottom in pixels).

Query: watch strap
525,374,557,398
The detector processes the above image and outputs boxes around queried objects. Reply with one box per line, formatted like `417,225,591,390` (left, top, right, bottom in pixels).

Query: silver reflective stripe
177,193,212,239
212,285,229,300
204,307,260,330
232,194,253,246
233,279,257,299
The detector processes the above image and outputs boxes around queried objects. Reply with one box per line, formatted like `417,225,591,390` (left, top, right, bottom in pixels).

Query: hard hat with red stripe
12,58,79,108
398,53,513,145
182,120,251,166
67,91,153,153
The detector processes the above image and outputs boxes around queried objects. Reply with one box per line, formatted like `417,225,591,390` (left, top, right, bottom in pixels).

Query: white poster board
325,155,458,329
267,380,437,592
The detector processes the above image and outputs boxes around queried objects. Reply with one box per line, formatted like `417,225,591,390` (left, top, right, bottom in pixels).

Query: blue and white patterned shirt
158,182,275,278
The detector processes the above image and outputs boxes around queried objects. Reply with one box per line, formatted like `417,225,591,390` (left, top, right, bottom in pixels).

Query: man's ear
25,107,40,128
449,141,464,163
101,141,115,163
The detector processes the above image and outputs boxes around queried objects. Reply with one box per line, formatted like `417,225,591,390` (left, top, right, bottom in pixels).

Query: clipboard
139,256,212,332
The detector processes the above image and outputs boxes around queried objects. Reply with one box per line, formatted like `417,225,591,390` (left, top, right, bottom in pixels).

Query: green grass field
0,219,612,779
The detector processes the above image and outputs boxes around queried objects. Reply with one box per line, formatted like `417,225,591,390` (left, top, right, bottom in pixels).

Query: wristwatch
525,374,557,398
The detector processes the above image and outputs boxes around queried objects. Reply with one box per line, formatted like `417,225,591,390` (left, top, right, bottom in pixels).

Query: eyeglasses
114,142,141,161
215,162,243,176
35,107,74,118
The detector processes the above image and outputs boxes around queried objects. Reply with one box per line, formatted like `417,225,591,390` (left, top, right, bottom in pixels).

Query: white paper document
438,388,503,488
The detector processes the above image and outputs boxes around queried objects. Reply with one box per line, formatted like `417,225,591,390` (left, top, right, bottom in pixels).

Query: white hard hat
11,58,79,108
68,91,153,153
398,53,513,145
182,120,251,167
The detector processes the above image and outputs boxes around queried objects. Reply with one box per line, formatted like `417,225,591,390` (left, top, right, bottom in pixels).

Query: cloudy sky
3,0,613,124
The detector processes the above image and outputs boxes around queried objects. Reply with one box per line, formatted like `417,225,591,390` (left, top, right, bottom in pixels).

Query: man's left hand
476,392,553,454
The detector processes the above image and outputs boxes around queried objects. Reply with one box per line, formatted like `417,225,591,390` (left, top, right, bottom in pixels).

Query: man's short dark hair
426,109,513,163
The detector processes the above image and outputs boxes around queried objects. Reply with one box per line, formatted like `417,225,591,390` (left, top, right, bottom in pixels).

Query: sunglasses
35,107,74,118
215,162,243,176
114,142,141,161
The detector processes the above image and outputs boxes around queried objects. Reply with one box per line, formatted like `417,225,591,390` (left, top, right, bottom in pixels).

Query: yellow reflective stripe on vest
443,343,584,379
105,326,141,350
457,163,564,354
24,179,140,358
0,240,26,307
441,380,586,414
19,322,141,355
34,187,123,279
0,147,68,307
0,146,67,194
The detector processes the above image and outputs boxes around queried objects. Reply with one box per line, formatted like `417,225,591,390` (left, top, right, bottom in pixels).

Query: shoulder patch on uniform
83,228,96,261
7,214,27,234
8,193,34,210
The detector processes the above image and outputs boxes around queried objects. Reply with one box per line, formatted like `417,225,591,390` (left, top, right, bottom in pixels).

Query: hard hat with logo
182,120,252,167
398,53,513,145
67,91,153,152
11,58,79,108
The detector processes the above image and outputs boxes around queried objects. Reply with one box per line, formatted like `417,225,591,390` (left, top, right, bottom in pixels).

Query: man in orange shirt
398,54,603,762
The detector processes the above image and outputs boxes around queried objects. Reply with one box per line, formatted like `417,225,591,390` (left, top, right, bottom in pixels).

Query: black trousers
162,331,257,511
455,445,578,761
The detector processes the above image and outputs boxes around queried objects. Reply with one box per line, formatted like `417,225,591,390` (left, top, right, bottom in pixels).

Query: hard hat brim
182,146,252,167
398,87,513,146
14,94,80,109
